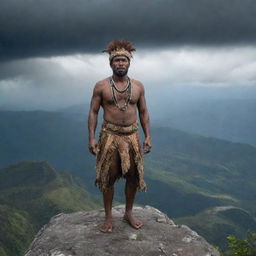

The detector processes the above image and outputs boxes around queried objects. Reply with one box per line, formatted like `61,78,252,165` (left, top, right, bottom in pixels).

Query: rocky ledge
24,205,219,256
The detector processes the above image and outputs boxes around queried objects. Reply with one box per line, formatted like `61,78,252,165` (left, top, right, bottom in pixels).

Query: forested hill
140,125,256,218
0,161,101,256
139,126,256,249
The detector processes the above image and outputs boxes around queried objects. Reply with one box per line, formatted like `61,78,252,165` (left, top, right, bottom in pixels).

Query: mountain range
1,103,256,251
161,98,256,146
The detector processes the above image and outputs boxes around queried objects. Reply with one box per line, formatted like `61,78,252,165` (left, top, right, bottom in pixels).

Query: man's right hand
143,136,152,154
88,138,98,155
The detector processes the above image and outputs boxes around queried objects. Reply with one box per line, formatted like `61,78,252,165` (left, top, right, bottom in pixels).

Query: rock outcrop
24,205,220,256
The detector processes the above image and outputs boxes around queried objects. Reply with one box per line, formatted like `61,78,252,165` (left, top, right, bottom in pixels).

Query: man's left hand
143,136,152,154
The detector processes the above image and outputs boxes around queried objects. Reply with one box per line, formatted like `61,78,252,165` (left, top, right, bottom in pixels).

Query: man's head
104,40,136,77
111,55,131,77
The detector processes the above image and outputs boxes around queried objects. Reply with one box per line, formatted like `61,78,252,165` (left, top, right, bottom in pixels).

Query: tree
222,231,256,256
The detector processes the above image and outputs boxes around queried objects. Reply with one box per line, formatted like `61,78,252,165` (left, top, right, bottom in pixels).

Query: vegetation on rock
221,231,256,256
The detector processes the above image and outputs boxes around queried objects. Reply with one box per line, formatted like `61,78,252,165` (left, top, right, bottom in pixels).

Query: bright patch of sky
0,46,256,110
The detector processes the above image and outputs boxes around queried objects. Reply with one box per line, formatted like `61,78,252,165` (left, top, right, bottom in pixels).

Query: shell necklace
109,77,132,111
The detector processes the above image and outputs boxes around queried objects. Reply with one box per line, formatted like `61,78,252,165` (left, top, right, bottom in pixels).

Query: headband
109,48,133,62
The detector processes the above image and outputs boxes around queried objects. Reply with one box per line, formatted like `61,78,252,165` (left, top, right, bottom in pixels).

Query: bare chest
102,82,140,106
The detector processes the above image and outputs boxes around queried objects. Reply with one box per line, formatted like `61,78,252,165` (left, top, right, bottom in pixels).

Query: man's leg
100,150,121,233
100,186,114,232
123,152,143,229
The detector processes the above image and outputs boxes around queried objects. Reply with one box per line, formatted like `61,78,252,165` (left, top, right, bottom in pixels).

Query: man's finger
144,148,151,153
143,144,151,154
88,146,96,155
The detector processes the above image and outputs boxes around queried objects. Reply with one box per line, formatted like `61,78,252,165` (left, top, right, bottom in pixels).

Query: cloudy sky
1,0,256,110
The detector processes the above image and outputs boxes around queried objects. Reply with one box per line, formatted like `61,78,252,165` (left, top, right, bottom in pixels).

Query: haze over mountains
154,98,256,146
58,85,256,145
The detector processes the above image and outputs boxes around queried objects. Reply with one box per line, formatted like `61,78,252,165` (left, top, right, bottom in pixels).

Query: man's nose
117,61,124,66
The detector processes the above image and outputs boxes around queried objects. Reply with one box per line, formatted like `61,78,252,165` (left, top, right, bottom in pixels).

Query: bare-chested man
88,40,151,233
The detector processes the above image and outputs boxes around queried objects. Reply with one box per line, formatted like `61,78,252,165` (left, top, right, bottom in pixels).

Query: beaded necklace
109,77,132,111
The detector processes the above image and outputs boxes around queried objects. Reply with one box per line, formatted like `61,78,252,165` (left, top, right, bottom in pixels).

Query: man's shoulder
131,78,144,91
94,77,110,89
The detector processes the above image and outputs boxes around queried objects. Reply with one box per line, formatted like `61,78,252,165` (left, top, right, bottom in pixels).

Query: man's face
111,55,130,77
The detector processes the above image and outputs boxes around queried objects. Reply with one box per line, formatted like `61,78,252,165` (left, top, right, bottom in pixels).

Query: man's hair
104,40,136,54
103,40,136,63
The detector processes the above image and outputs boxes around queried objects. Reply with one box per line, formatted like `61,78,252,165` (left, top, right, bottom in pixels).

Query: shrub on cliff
222,231,256,256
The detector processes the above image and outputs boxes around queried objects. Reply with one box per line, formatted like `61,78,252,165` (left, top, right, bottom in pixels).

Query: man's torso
98,77,142,126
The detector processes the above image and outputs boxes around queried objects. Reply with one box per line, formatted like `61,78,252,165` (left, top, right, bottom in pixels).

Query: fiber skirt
95,121,146,192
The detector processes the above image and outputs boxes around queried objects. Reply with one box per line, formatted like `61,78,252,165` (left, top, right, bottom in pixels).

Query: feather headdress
103,40,136,62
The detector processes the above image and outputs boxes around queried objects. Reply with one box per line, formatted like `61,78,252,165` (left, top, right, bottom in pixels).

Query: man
88,40,151,233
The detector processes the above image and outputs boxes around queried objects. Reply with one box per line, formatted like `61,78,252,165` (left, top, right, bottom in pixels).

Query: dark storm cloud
0,0,256,61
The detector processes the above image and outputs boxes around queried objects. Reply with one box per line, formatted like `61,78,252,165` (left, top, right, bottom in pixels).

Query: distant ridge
176,206,256,250
57,103,90,113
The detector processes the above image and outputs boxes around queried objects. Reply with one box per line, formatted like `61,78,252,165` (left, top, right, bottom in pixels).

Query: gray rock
24,205,219,256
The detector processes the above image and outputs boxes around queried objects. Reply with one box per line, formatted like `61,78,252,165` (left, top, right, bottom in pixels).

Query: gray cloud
1,46,256,110
1,0,256,61
0,57,95,110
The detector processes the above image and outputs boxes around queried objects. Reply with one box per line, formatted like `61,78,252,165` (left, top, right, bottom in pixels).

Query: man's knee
108,171,120,186
125,170,139,187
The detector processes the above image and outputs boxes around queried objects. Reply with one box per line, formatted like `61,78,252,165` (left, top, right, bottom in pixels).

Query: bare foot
123,213,143,229
100,218,113,233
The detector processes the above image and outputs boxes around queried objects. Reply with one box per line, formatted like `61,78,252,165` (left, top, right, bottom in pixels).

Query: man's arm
88,83,102,155
137,83,152,154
